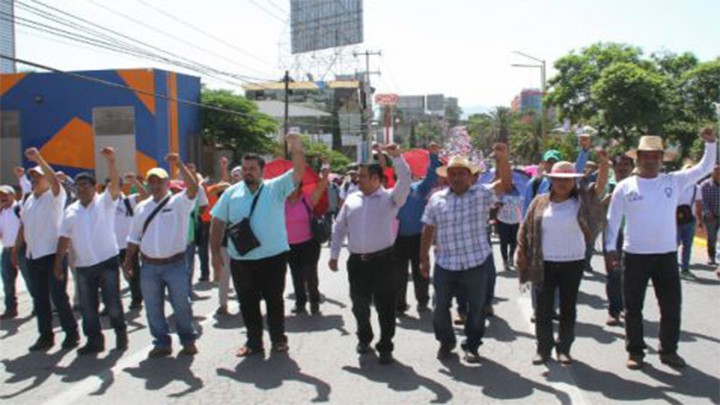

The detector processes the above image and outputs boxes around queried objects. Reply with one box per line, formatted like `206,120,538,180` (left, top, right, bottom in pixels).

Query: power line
247,0,287,23
133,0,277,69
265,0,289,16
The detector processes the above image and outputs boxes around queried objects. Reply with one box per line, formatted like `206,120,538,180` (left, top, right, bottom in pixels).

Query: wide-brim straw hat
544,161,584,179
436,156,480,177
625,135,677,162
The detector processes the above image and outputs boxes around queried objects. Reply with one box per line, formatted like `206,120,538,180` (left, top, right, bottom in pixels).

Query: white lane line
42,306,218,405
517,296,590,405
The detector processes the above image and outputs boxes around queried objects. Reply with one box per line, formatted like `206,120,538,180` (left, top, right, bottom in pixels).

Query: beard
244,177,259,187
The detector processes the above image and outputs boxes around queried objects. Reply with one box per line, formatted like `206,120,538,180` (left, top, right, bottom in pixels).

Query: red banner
264,159,328,214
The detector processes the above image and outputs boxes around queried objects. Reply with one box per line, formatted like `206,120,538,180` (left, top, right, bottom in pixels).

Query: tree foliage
201,88,278,157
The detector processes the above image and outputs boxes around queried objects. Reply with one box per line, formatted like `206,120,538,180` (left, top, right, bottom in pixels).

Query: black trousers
497,221,519,263
394,234,429,310
288,239,321,308
623,252,681,356
230,253,288,351
119,249,142,303
347,250,398,353
536,260,584,356
196,221,211,279
26,254,78,339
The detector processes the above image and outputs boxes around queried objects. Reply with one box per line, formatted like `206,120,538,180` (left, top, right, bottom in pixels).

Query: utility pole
283,70,290,158
353,50,381,162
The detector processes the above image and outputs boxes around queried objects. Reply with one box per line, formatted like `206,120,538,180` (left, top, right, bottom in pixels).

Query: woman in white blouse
517,155,608,366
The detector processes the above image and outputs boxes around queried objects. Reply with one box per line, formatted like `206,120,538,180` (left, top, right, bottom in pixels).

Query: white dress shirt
127,190,197,258
0,201,21,248
331,157,411,259
606,142,716,254
114,194,138,250
60,190,120,268
22,187,67,260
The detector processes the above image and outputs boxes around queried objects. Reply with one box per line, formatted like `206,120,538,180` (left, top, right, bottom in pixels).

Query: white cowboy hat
436,156,480,177
544,161,584,179
625,135,677,162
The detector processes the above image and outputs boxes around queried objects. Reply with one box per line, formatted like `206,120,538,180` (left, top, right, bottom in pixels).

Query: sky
10,0,720,111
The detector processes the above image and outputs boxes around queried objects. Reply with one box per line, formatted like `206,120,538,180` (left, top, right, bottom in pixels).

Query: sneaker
627,354,644,370
116,332,128,351
660,353,686,369
77,342,104,355
148,346,172,359
356,342,372,354
606,315,621,327
437,344,454,360
454,314,466,325
215,305,229,316
378,351,394,365
179,343,198,356
532,353,549,365
463,350,481,364
0,309,18,319
29,336,54,352
61,334,80,350
557,352,573,365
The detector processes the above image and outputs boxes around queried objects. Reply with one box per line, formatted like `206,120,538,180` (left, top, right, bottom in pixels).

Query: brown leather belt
141,252,185,266
350,246,395,262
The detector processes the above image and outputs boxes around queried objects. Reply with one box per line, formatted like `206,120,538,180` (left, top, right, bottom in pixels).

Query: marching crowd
0,127,718,372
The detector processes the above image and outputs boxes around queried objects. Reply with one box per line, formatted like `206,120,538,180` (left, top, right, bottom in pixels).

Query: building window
93,106,135,136
0,110,20,139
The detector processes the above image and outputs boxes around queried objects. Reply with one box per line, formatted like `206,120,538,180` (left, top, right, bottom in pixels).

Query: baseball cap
28,166,44,176
0,185,15,195
542,150,562,162
146,167,169,180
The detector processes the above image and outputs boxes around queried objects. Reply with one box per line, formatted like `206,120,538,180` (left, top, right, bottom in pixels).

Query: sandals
235,345,262,357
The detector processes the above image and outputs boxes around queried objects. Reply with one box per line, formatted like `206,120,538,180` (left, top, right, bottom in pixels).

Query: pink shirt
285,194,313,245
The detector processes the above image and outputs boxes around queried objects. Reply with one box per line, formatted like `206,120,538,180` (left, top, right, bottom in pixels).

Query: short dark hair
74,172,97,186
359,163,385,182
242,153,265,169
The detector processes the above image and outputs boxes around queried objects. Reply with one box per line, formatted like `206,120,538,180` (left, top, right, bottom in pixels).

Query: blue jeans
2,247,30,312
433,258,490,353
76,256,127,344
676,220,696,271
141,257,196,348
26,254,78,339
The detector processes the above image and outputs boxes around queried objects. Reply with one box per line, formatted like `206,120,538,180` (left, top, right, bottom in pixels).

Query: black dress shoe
310,302,320,314
77,342,104,355
356,342,372,354
129,300,143,310
378,351,394,365
291,305,307,314
0,309,18,319
61,334,80,350
29,336,54,352
116,332,129,351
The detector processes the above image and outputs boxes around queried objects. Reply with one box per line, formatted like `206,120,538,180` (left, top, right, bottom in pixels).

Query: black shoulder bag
142,195,171,237
301,196,331,244
676,187,697,225
227,185,263,255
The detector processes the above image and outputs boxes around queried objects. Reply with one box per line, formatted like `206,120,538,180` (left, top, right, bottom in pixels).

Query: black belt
141,252,185,265
350,246,394,262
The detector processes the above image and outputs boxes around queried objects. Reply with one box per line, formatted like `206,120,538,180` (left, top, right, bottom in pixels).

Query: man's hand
596,148,608,162
165,153,180,165
579,136,592,150
212,253,224,282
605,251,620,271
24,147,41,163
428,142,440,155
329,259,339,272
384,143,401,158
13,167,25,178
55,171,68,183
100,146,116,162
286,132,301,150
493,143,508,161
122,260,134,279
420,256,431,279
219,156,229,169
53,262,65,281
700,126,717,143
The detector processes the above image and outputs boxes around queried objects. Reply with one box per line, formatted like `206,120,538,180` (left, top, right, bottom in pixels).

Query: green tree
300,136,351,173
467,107,514,153
201,88,278,157
414,121,444,145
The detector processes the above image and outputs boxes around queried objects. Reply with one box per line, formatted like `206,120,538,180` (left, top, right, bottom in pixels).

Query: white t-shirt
22,187,67,260
677,184,701,207
541,198,586,262
127,190,197,258
60,190,120,268
0,202,21,248
114,194,138,249
606,142,717,254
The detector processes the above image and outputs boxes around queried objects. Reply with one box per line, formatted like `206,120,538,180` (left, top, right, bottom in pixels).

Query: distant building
511,89,543,114
0,0,16,73
0,68,201,184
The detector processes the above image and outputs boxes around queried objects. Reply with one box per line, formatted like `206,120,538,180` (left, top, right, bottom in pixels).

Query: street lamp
511,51,548,139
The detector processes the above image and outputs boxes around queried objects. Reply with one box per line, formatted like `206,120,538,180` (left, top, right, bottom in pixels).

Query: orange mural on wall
0,73,27,97
136,150,158,177
116,69,156,115
40,117,95,169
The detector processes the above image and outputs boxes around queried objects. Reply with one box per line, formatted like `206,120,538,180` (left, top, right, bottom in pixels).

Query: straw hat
625,136,678,162
544,161,584,179
436,156,480,177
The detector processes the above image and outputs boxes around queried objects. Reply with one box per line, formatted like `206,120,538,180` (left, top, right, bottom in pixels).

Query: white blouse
541,198,586,262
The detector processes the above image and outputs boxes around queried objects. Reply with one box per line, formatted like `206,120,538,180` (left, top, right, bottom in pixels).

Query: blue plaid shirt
700,179,720,219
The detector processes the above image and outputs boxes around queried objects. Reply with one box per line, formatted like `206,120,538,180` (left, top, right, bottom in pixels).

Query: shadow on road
0,314,34,339
217,352,330,402
123,354,203,398
0,349,72,399
285,313,350,336
54,349,124,395
343,354,453,404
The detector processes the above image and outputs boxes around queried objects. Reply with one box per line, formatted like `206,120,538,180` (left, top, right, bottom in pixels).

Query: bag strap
123,197,134,217
248,185,263,219
142,195,171,236
300,194,314,217
13,204,21,219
